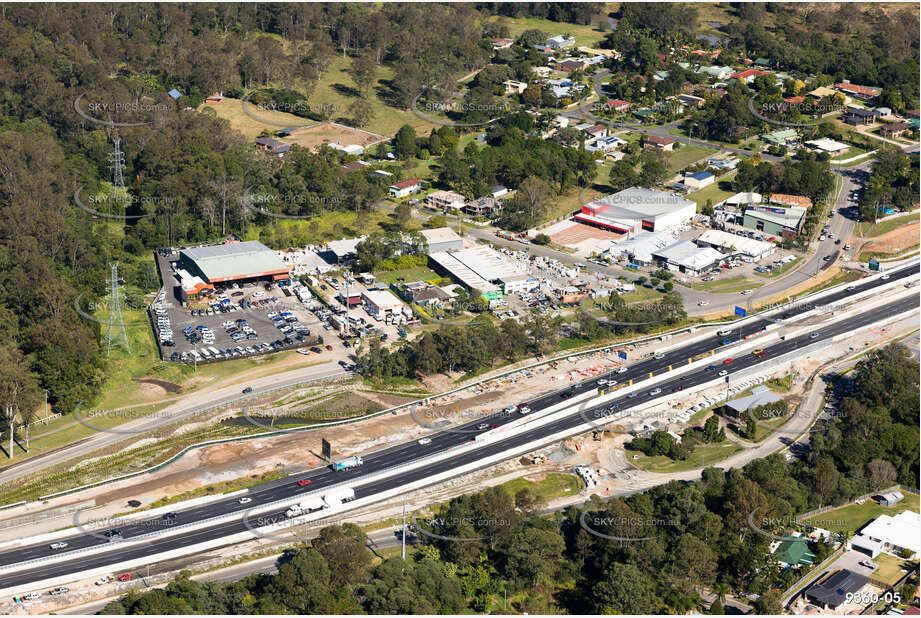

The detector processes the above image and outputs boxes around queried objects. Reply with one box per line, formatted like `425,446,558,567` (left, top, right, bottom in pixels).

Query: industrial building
742,205,807,235
178,241,290,293
696,229,776,262
576,188,696,233
605,232,675,266
428,245,528,300
360,289,406,318
651,240,724,277
418,227,463,253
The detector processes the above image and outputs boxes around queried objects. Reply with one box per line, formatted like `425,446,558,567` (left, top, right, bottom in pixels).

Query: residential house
331,142,363,156
842,106,877,126
606,99,630,113
491,38,514,50
805,570,869,612
696,65,733,80
753,57,773,69
425,189,466,211
633,108,656,121
644,135,676,151
465,196,502,217
762,128,799,146
677,94,705,108
389,178,422,199
585,135,626,153
707,154,739,170
805,138,850,155
881,122,913,138
774,537,816,567
531,66,552,78
730,69,767,84
835,82,881,101
583,55,608,66
254,137,291,156
205,92,224,104
557,59,585,73
849,510,920,560
546,34,575,49
684,170,715,189
502,80,528,95
652,70,670,82
491,186,509,199
583,124,608,139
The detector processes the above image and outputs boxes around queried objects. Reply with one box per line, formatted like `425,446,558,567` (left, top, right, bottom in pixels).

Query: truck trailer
323,487,356,508
285,496,328,518
331,455,363,471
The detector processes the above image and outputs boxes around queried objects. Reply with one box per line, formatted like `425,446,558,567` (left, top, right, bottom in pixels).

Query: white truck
284,496,327,518
322,487,356,508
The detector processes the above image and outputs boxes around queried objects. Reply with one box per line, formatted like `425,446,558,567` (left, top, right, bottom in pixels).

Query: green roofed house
754,57,773,68
774,537,816,567
762,128,799,145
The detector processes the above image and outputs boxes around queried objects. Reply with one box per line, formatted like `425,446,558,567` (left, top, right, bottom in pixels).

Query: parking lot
152,253,328,363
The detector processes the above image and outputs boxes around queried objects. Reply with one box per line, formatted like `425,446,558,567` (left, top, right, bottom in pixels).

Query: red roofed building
731,69,767,84
644,135,676,152
834,83,881,100
606,99,630,112
769,193,813,209
389,178,422,199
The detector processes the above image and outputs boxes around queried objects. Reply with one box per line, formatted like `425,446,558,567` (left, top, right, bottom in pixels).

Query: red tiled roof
834,83,881,97
607,99,629,109
646,135,676,146
392,178,421,190
783,96,805,104
731,69,767,80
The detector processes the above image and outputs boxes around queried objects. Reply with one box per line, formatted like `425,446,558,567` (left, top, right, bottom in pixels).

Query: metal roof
180,241,288,282
697,229,775,257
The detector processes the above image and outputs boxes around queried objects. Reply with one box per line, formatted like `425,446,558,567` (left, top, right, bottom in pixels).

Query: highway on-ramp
0,263,916,592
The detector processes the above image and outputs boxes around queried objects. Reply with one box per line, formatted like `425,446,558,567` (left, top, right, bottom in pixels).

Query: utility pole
401,500,407,563
6,405,13,460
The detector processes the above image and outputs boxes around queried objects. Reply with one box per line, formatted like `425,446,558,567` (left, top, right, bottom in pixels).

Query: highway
0,263,916,592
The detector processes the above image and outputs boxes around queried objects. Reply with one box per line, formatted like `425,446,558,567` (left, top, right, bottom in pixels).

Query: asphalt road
0,363,347,487
0,263,916,592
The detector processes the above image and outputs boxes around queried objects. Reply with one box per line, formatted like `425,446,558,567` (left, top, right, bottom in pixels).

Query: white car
49,542,68,550
740,289,753,295
417,437,432,445
881,274,890,280
238,497,252,504
697,300,710,306
597,379,608,386
50,587,70,596
648,388,662,396
719,370,728,376
252,290,265,298
504,405,518,414
23,592,41,600
518,407,531,415
653,353,665,360
617,366,628,374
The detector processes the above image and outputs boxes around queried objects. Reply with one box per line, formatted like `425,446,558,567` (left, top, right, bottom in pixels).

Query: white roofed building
696,229,776,262
651,240,724,276
605,232,676,265
576,188,696,233
849,510,920,560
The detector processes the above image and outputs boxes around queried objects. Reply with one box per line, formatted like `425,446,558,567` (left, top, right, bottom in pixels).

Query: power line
104,263,131,356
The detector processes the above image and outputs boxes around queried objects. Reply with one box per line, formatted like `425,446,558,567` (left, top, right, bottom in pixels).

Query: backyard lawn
802,492,920,534
665,143,718,173
871,553,914,587
373,266,442,285
688,177,737,210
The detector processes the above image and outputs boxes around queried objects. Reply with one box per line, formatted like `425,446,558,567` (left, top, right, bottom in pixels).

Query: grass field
858,212,920,238
665,143,718,173
832,143,871,162
373,266,442,285
871,553,914,586
860,245,920,263
802,492,919,534
498,472,583,503
690,275,763,294
631,441,743,473
490,14,608,48
688,177,737,210
763,257,802,278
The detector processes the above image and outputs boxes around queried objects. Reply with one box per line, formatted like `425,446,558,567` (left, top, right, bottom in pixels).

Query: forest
103,345,919,615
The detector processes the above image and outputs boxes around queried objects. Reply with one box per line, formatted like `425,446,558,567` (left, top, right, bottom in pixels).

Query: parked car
118,573,132,582
50,587,69,596
94,577,111,586
23,592,41,600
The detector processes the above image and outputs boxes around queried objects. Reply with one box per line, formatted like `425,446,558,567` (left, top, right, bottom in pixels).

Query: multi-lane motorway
0,263,917,592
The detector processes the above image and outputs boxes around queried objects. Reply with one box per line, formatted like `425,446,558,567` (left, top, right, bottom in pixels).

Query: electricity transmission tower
107,136,130,211
104,263,130,356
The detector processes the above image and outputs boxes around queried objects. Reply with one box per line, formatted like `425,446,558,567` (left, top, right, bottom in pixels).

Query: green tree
394,125,418,159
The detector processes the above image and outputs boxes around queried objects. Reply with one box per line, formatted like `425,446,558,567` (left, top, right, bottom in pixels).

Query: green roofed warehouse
179,240,290,287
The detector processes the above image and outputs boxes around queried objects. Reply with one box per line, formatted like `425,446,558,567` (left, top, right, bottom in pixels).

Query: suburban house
546,34,575,49
490,38,514,50
606,99,630,113
389,178,422,199
644,135,676,151
205,92,224,104
730,69,767,84
677,93,705,108
491,185,509,198
425,189,466,211
585,135,627,153
502,80,528,95
707,154,739,170
849,510,920,560
773,537,816,567
557,59,585,73
696,65,733,80
684,170,715,189
753,57,773,68
805,570,869,612
805,137,850,155
583,124,608,139
842,106,878,126
834,82,881,101
530,66,552,78
881,122,913,138
254,137,291,156
330,142,364,156
762,128,799,146
465,196,502,217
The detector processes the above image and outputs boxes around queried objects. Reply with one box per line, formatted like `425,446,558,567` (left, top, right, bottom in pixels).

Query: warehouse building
418,227,463,253
428,245,528,301
178,241,290,289
605,232,675,266
576,188,697,233
742,205,807,235
361,289,406,318
651,240,724,277
696,229,776,262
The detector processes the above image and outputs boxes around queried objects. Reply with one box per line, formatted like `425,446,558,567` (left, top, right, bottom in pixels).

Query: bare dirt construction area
550,221,625,246
857,221,920,255
284,122,388,150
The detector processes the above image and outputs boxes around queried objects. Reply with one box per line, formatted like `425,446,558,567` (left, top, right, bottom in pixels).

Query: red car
723,358,734,364
489,424,499,429
325,344,333,351
672,385,684,392
117,573,132,582
297,479,312,486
